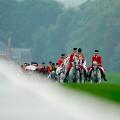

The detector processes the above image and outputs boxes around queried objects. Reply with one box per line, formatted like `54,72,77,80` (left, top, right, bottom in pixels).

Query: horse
56,64,66,83
69,58,85,83
79,65,86,83
47,70,57,81
89,61,102,84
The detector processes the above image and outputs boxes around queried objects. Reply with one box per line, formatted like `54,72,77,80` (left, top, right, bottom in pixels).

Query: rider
22,63,30,71
55,63,59,69
77,48,84,59
51,63,56,72
77,48,86,66
47,61,53,74
68,48,77,69
77,48,88,79
57,54,66,67
88,50,107,81
40,62,47,74
64,48,77,82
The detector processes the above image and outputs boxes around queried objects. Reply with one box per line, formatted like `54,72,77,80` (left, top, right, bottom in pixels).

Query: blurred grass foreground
63,73,120,103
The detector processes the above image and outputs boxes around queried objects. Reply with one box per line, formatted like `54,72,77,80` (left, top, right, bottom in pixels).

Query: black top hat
61,53,65,57
78,48,82,52
52,63,55,66
49,61,52,64
31,62,38,66
24,63,29,66
73,48,77,51
42,62,45,65
94,50,99,53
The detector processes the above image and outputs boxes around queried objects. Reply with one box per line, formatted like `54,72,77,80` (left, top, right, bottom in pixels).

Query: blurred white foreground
0,60,120,120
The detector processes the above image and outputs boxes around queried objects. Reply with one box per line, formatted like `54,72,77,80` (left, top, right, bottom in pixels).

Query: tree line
0,0,120,71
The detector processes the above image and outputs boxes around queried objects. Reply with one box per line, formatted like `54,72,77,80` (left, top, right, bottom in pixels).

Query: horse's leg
63,72,68,83
98,70,102,83
81,69,85,84
79,70,82,84
68,69,73,83
71,68,75,83
73,69,77,83
78,69,80,83
60,75,63,83
88,70,92,83
84,69,87,82
57,73,61,83
77,71,80,83
90,71,94,84
95,67,101,84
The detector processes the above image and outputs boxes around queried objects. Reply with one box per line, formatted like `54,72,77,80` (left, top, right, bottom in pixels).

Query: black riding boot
99,68,107,81
64,69,69,83
88,69,93,81
84,69,87,81
102,72,107,81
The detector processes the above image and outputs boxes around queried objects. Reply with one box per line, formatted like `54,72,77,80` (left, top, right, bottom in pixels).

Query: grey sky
16,0,87,8
16,0,87,7
55,0,87,7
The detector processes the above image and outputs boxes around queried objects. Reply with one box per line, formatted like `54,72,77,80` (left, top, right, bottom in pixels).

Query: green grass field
63,73,120,103
106,73,120,84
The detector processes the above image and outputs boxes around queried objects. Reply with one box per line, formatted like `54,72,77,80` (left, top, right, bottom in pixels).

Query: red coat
47,65,52,74
92,55,102,66
67,52,76,69
69,52,75,63
57,58,64,67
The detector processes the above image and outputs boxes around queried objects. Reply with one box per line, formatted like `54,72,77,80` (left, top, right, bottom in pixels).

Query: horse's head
73,59,80,70
56,65,65,75
92,61,98,70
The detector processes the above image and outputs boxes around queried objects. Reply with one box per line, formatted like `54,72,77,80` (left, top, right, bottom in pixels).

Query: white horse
56,56,70,83
47,70,57,81
69,58,85,83
90,61,102,84
56,65,65,83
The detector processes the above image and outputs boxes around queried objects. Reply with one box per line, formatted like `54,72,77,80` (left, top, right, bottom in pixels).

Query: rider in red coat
92,54,102,66
64,48,77,82
67,48,77,70
47,61,53,74
57,54,66,67
88,50,107,81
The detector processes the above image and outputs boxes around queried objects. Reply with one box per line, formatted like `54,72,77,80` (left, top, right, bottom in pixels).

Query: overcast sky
55,0,87,7
16,0,87,8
